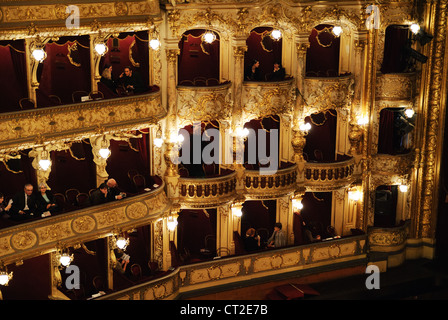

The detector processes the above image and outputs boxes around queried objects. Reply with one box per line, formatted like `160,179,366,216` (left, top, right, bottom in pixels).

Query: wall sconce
94,40,108,56
231,205,243,218
235,127,250,139
98,136,111,159
202,30,217,44
332,25,343,37
348,188,362,201
113,234,129,250
399,184,409,193
38,148,52,171
357,116,369,126
154,137,164,148
169,132,185,144
167,215,178,231
410,23,420,35
271,29,282,41
0,264,12,286
56,248,74,268
292,197,304,211
404,108,415,118
32,47,47,63
299,122,311,132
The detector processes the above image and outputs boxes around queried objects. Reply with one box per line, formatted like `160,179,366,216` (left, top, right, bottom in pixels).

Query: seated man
106,178,126,201
9,184,38,221
119,66,147,94
90,183,109,205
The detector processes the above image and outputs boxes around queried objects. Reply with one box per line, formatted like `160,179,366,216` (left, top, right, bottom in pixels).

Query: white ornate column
90,135,111,187
277,195,294,245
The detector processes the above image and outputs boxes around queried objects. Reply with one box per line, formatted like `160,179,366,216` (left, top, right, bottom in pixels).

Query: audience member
90,183,109,205
303,221,321,243
245,59,261,81
0,193,11,219
243,228,261,252
9,184,38,221
267,222,287,248
100,64,118,93
106,178,126,201
35,183,59,216
119,66,146,94
269,62,286,81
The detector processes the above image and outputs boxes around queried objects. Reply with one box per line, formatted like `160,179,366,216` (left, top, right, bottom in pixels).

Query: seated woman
36,184,60,216
268,62,286,81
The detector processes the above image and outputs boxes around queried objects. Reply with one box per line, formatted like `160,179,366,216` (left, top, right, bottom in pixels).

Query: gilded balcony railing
242,77,295,121
98,234,367,300
303,158,356,190
303,75,354,112
244,163,298,199
176,81,233,126
0,90,165,152
0,183,169,265
178,171,237,207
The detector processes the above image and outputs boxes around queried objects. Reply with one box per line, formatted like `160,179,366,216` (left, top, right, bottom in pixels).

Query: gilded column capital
166,49,180,64
296,43,310,57
354,40,367,52
233,46,247,58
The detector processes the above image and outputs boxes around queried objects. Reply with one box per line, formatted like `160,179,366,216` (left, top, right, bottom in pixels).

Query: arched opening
306,24,341,77
243,115,281,171
36,35,91,105
381,25,411,74
303,109,338,162
244,27,283,82
178,29,220,86
378,108,414,155
241,200,277,248
374,185,398,228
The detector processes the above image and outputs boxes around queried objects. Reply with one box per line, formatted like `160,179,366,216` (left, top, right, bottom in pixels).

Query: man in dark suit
90,183,109,205
106,178,125,201
9,184,38,221
119,66,147,94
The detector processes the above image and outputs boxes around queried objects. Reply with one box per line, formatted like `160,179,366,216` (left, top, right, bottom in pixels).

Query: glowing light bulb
405,108,415,118
149,39,161,50
399,185,409,193
32,48,47,62
99,148,111,159
116,237,129,250
154,138,163,148
271,29,282,40
39,159,52,171
202,31,216,44
410,23,420,35
332,26,343,37
59,253,73,267
94,43,108,56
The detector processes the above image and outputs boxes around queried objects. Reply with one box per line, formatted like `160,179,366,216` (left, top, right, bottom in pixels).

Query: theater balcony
244,162,297,200
176,81,233,124
0,182,168,266
97,233,367,300
303,157,356,191
0,90,164,152
303,74,354,112
375,72,417,102
178,169,237,208
242,77,295,119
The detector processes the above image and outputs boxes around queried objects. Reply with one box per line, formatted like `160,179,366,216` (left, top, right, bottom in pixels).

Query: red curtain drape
37,35,91,105
0,40,27,112
303,110,337,162
378,109,395,154
306,25,340,77
244,27,283,81
178,29,220,85
381,25,409,74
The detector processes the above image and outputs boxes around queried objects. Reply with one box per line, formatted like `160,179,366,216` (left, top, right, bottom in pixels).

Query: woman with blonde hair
100,64,118,93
